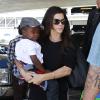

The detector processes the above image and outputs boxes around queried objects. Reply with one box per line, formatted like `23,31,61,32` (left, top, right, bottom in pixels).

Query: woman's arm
44,66,71,80
28,66,72,85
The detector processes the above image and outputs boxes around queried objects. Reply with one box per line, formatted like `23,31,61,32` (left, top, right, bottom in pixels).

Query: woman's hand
21,70,34,82
28,73,44,85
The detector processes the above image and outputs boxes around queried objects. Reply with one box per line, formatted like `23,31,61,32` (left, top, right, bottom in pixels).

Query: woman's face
51,13,65,34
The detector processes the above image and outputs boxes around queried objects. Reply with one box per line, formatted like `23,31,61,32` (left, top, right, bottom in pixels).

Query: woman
16,6,76,100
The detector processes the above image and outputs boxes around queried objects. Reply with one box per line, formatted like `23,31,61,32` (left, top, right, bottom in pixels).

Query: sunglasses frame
53,19,65,25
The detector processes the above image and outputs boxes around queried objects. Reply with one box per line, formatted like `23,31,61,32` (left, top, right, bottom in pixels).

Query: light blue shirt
87,23,100,67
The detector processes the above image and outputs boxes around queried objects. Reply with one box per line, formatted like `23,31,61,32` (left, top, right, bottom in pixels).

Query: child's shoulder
20,39,40,46
19,38,33,43
16,39,32,46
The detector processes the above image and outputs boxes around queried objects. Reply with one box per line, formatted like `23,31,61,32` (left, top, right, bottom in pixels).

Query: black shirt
41,39,76,71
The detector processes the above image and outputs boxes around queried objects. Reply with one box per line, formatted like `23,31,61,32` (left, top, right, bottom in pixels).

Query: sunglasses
53,19,65,25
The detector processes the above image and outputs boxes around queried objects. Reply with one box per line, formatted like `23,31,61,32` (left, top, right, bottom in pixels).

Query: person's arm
43,66,71,80
28,66,72,85
30,55,49,73
14,59,34,82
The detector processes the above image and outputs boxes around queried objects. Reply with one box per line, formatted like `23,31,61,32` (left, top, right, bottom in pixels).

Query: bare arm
14,59,33,82
82,65,100,100
28,66,72,84
30,55,48,72
43,66,71,80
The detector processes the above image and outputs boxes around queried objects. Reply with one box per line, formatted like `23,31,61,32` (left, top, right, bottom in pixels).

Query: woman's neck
49,32,61,42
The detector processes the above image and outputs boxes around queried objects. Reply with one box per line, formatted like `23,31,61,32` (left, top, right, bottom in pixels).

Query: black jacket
83,8,100,59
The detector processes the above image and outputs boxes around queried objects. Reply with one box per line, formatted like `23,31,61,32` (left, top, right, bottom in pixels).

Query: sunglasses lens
61,20,65,25
53,19,60,25
53,19,65,25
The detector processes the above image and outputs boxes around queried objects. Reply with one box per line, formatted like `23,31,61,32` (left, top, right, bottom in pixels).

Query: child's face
23,27,40,41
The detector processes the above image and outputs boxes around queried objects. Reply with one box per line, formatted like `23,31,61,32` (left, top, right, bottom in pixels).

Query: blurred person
82,19,100,100
82,0,100,100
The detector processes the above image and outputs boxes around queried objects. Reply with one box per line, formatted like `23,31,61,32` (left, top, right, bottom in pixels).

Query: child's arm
14,59,33,81
30,55,49,73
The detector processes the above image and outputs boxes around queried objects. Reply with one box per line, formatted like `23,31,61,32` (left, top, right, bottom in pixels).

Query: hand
28,73,44,85
20,70,34,82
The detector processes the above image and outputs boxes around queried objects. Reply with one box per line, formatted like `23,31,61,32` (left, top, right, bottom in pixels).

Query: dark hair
17,25,22,35
41,6,73,48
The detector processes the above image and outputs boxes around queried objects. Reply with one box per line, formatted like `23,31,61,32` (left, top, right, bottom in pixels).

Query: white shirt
15,39,43,64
